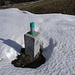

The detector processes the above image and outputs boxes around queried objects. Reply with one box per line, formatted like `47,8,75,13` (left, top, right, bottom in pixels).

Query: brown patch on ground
12,48,46,68
1,0,75,15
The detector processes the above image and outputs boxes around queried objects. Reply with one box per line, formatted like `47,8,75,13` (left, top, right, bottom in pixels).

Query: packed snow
0,8,75,75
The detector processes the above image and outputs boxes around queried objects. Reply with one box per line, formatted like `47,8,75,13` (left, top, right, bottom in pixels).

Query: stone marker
12,22,45,68
24,22,40,58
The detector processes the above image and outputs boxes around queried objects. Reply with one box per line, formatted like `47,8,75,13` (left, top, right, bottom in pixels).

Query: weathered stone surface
12,59,22,67
11,48,46,68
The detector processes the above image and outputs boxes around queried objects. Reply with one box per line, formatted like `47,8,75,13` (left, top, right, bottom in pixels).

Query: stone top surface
24,31,40,38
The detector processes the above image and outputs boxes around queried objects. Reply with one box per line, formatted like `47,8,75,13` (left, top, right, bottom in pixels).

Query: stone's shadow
0,38,22,53
42,38,57,60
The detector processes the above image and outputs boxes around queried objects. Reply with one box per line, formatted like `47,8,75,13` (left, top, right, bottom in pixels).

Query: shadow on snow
42,38,57,61
0,38,22,53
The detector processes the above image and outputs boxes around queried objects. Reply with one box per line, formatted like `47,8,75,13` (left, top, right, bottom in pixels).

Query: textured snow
0,8,75,75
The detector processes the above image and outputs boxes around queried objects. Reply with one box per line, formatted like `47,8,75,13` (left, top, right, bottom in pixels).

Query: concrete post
24,22,40,58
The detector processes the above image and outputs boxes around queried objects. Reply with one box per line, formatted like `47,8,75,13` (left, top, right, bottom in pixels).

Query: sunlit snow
0,8,75,75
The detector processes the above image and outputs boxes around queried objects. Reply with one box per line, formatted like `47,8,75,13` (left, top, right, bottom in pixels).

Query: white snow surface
0,8,75,75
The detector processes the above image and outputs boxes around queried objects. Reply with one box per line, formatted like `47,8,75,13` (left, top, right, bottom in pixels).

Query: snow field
0,8,75,75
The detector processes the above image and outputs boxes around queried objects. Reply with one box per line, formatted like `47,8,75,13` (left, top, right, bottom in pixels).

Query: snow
0,8,75,75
